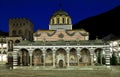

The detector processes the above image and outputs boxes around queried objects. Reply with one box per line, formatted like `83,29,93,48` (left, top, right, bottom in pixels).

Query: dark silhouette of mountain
0,30,8,37
102,33,116,41
73,6,120,40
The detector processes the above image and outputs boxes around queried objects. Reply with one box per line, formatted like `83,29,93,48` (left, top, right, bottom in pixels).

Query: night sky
0,0,120,32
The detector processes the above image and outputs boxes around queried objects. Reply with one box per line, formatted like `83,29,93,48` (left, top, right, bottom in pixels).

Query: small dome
52,9,69,16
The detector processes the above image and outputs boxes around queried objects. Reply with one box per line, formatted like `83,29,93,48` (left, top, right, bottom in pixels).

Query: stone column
118,56,120,64
13,50,18,69
77,54,80,66
118,53,120,64
96,51,98,64
43,54,46,66
53,53,55,67
29,54,32,66
100,53,102,65
77,48,81,66
90,54,94,65
67,53,69,67
66,48,70,67
20,53,22,66
90,48,94,66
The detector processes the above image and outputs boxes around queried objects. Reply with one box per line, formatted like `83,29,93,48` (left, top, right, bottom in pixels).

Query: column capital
76,47,82,51
66,47,70,54
29,54,32,56
52,48,57,54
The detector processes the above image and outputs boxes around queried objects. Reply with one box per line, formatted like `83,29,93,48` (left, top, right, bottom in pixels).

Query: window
67,18,69,24
57,18,60,24
18,30,22,35
16,23,18,26
62,18,65,24
12,30,16,35
52,19,54,24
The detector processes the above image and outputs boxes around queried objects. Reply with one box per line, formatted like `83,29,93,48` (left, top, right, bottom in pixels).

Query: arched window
12,30,16,36
15,40,20,43
67,18,69,24
62,18,65,24
52,19,54,24
57,18,60,24
18,30,22,35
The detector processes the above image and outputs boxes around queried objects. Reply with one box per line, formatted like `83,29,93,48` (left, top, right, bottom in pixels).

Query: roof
52,9,69,17
14,40,107,46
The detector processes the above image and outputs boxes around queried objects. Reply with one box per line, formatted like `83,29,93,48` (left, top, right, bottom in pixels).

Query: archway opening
18,49,29,66
79,48,91,66
7,53,13,67
56,48,66,67
94,48,105,65
69,48,77,66
32,49,43,66
45,49,53,66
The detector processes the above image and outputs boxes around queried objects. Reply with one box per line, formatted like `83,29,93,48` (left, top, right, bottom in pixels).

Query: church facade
7,9,111,69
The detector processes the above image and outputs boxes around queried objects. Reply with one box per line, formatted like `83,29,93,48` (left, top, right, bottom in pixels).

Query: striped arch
45,48,53,66
32,48,43,66
69,48,77,66
79,48,91,66
17,48,29,66
94,48,105,65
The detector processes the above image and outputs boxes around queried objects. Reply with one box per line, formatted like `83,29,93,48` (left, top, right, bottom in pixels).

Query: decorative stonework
58,33,64,38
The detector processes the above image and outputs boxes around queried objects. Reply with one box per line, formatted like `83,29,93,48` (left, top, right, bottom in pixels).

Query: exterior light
94,58,96,61
113,41,118,46
103,51,105,55
119,53,120,57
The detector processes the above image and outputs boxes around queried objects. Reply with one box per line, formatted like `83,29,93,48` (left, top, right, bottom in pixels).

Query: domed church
9,9,110,69
34,9,89,41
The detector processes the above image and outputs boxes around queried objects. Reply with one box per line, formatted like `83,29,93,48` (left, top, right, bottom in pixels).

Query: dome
49,9,72,30
52,9,69,16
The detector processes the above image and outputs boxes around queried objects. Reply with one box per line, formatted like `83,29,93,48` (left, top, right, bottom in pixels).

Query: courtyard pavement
0,66,120,77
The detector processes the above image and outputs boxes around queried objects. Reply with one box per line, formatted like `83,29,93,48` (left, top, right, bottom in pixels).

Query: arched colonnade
12,46,110,68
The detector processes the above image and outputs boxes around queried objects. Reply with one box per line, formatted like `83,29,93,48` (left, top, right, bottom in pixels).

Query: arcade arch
79,48,91,66
32,49,43,66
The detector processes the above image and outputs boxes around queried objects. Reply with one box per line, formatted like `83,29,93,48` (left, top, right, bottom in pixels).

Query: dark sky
0,0,120,32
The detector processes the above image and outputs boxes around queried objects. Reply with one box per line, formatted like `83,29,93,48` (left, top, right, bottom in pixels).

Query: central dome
49,9,72,30
52,9,69,16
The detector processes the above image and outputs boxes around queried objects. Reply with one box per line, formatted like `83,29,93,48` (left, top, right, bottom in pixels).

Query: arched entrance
79,48,91,66
56,48,66,68
94,48,105,65
45,49,53,66
59,60,64,68
69,48,77,66
7,53,13,67
18,49,29,66
32,49,43,66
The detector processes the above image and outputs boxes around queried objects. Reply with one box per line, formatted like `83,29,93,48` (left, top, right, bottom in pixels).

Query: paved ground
0,65,120,77
0,69,120,77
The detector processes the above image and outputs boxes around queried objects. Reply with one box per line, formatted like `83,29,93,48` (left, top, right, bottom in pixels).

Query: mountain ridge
73,5,120,40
